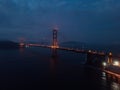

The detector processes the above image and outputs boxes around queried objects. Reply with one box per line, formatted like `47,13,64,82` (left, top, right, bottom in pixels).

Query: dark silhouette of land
0,40,19,49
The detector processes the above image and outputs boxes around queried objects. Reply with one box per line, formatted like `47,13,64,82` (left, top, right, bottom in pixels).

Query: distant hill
0,40,19,49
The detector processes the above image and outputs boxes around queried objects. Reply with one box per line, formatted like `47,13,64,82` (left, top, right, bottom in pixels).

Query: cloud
90,0,120,12
0,0,120,43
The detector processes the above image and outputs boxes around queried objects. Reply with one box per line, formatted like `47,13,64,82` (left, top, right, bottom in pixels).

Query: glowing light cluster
109,52,112,56
102,62,107,67
113,61,119,66
51,45,59,49
19,43,24,46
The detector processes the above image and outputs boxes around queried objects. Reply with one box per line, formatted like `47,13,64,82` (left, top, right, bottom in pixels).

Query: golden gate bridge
19,28,113,65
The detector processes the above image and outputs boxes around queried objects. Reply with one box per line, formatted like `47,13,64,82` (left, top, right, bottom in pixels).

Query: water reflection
50,49,58,78
51,48,58,58
14,47,120,89
19,47,25,53
101,72,120,90
106,73,120,83
111,82,120,90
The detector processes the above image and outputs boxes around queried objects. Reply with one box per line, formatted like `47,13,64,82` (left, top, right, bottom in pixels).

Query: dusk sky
0,0,120,44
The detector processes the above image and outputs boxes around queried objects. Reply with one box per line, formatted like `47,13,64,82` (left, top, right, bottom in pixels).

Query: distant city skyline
0,0,120,44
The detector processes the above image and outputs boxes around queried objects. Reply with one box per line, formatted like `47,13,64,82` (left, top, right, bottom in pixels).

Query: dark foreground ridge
0,40,19,49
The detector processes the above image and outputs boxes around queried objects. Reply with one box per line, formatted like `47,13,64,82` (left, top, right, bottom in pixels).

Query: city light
102,62,107,67
113,61,119,66
88,50,91,53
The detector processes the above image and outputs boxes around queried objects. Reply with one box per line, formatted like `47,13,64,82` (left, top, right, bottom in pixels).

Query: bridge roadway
27,44,106,56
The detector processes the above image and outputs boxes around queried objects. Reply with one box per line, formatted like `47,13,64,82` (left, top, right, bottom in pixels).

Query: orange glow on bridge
109,52,112,56
50,45,59,49
19,43,25,48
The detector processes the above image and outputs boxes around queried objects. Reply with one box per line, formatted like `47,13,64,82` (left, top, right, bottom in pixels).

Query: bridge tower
51,28,59,57
19,38,25,48
107,52,113,64
51,28,59,49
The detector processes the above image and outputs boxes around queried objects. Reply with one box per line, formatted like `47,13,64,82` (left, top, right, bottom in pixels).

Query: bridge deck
26,44,106,56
